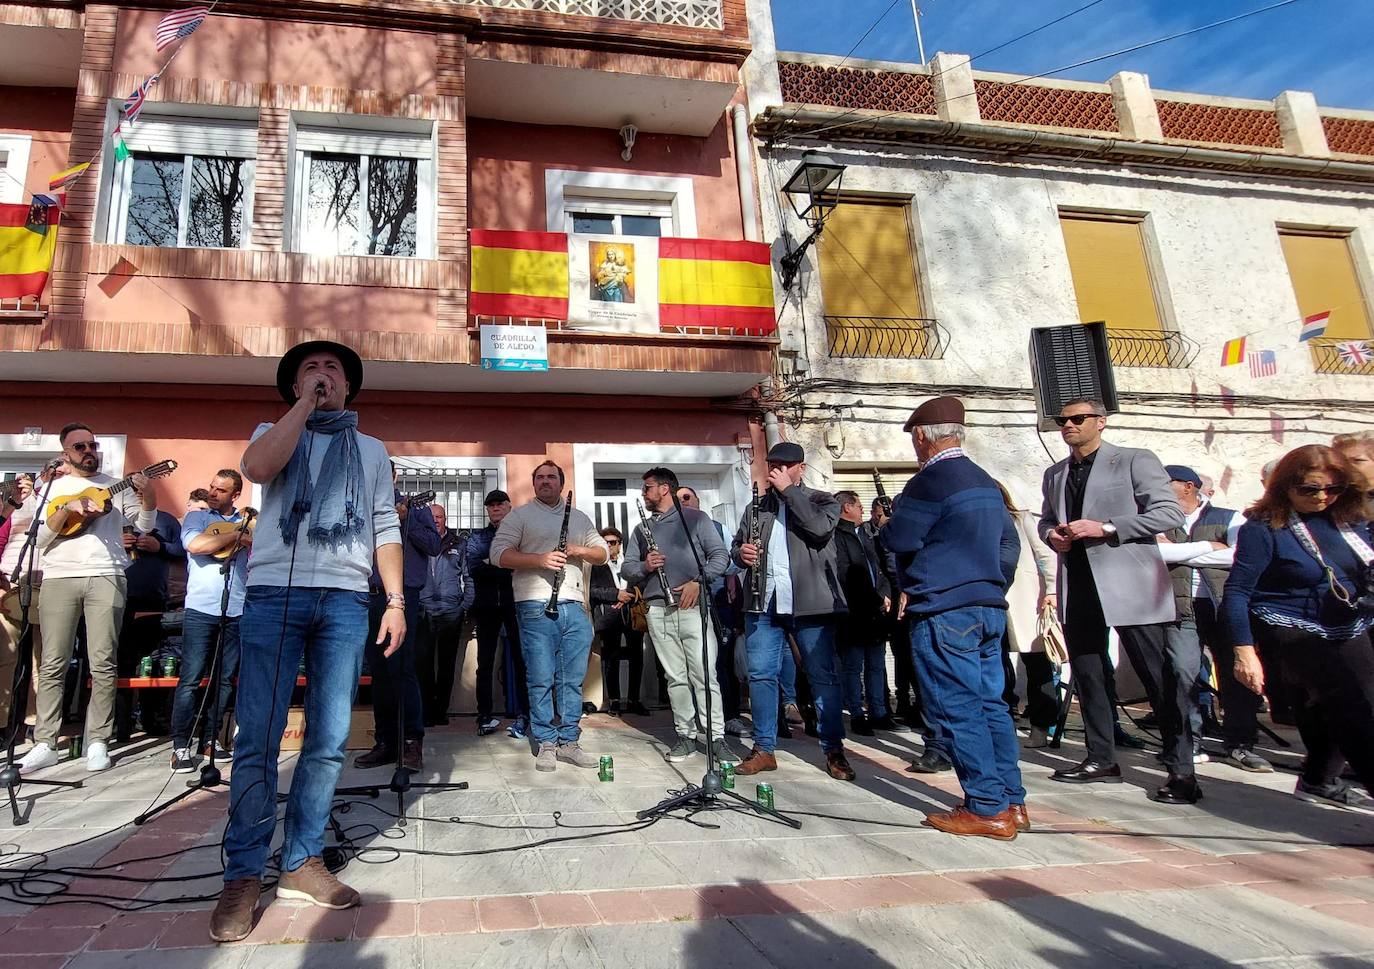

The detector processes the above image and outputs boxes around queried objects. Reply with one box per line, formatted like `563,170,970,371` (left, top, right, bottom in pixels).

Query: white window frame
545,169,697,237
0,134,32,204
0,432,128,479
572,443,747,533
103,115,257,249
289,119,436,259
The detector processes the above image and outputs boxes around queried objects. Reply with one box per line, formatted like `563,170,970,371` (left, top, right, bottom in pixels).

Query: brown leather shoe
1010,804,1030,832
734,748,777,775
210,877,261,942
402,738,423,773
353,743,394,769
825,749,856,781
277,857,361,910
922,806,1018,841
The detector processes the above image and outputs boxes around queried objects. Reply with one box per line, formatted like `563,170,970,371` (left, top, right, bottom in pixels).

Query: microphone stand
3,468,84,826
135,510,254,825
636,494,799,828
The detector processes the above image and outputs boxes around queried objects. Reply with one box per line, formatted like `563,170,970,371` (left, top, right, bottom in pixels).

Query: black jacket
835,519,890,644
731,483,846,618
470,522,515,611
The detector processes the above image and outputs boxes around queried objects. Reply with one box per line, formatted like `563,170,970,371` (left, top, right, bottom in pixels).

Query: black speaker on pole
1029,321,1119,430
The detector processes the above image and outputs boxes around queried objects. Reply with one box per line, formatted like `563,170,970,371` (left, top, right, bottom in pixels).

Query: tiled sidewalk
1,711,1371,968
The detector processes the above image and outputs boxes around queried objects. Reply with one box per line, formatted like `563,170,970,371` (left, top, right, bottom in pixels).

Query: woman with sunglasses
1220,445,1374,807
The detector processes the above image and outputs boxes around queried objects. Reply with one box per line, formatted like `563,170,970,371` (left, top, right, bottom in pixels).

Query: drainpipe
732,105,762,242
763,410,782,449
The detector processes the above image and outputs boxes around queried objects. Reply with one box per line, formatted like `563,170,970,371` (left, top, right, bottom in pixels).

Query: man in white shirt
20,424,155,775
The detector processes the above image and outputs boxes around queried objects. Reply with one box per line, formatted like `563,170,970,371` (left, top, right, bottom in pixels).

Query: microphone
44,457,65,471
314,383,327,398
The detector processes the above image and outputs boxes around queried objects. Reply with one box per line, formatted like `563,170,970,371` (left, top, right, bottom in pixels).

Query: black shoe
1115,729,1147,750
776,720,793,740
608,700,623,716
581,702,597,715
1150,773,1202,804
625,701,651,717
870,715,899,731
850,716,875,737
803,719,820,739
1051,759,1123,784
353,743,395,769
906,749,953,774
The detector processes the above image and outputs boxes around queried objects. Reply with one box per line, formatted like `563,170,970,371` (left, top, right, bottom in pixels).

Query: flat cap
483,489,511,505
1164,465,1203,488
766,442,806,464
903,396,965,432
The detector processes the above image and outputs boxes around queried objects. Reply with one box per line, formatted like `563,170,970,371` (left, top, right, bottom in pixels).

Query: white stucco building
743,11,1374,513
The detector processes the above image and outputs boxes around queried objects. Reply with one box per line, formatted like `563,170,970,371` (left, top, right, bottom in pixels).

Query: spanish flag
0,202,60,300
658,238,775,334
1219,336,1247,367
470,230,569,319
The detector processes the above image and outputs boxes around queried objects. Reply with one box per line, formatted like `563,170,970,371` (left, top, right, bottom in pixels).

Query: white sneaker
18,742,59,773
86,741,111,772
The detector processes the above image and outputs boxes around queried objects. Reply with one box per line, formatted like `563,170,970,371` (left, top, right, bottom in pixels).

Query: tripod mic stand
636,495,799,829
3,467,84,826
135,511,253,825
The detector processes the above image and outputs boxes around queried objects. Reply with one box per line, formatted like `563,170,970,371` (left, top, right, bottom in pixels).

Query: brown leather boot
735,748,777,775
1010,804,1030,832
922,806,1017,841
353,743,394,769
402,738,423,773
825,748,856,781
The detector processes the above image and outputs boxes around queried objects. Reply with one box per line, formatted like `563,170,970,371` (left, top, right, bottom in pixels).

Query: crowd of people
1,338,1372,940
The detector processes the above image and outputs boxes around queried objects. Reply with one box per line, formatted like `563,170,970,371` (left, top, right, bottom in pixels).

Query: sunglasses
1293,483,1347,498
1054,414,1103,427
69,441,100,453
605,538,621,546
641,483,665,493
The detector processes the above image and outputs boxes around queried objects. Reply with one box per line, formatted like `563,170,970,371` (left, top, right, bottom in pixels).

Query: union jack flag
1337,341,1372,367
155,6,210,51
121,74,159,128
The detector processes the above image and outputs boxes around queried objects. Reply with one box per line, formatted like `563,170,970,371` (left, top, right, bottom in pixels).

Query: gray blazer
1038,440,1184,627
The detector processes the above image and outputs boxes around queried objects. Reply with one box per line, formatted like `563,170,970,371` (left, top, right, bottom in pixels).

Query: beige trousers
35,574,126,748
0,604,42,731
646,603,725,741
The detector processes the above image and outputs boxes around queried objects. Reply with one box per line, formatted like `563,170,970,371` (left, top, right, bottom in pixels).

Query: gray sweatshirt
489,497,607,605
622,505,728,605
243,422,401,593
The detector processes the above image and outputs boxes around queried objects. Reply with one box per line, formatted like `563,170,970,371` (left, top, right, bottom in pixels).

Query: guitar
44,460,178,537
202,511,257,561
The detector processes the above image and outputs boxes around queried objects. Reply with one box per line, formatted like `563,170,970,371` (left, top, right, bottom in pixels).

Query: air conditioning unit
1028,321,1119,431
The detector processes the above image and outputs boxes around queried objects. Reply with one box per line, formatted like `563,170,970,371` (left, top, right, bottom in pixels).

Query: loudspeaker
1029,321,1119,430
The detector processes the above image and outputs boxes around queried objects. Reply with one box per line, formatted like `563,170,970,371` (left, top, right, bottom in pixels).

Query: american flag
155,6,210,51
1247,349,1277,378
1337,341,1372,367
121,73,159,127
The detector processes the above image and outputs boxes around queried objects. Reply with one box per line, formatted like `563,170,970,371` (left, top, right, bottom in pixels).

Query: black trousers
417,611,465,724
474,604,522,721
1254,621,1374,794
1195,598,1263,750
365,587,424,748
1119,619,1201,777
600,624,644,705
1022,651,1059,731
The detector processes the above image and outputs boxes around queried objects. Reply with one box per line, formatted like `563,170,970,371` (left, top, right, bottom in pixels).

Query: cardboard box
278,708,374,751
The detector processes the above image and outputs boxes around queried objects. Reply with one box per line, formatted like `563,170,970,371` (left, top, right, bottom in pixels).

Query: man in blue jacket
883,397,1025,841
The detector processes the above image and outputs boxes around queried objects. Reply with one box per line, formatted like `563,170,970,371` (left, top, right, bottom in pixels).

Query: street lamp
779,151,846,291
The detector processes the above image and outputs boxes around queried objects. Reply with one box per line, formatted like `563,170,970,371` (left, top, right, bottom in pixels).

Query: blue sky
771,0,1373,110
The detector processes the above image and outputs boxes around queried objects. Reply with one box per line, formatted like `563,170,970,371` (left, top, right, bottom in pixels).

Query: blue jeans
170,608,240,749
839,638,888,719
224,586,368,881
745,612,845,754
515,600,592,746
779,647,798,707
910,606,1024,816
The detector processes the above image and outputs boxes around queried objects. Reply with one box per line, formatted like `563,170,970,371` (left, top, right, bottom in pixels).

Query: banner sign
470,229,775,335
480,324,548,373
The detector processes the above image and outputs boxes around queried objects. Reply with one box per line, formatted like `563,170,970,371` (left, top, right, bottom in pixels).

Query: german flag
470,230,569,319
0,202,60,300
658,238,775,334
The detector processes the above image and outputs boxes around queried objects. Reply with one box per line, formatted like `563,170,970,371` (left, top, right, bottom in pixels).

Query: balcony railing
825,317,947,359
1105,327,1200,369
455,0,723,29
1310,337,1374,376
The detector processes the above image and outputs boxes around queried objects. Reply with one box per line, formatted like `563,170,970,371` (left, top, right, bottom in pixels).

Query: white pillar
1109,71,1163,142
1275,90,1330,157
929,52,979,124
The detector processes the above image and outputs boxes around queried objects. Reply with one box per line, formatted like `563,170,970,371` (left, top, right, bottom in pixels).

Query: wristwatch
1100,522,1118,540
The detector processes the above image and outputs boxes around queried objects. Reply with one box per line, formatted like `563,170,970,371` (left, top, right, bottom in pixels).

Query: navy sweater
881,454,1019,616
1221,513,1374,646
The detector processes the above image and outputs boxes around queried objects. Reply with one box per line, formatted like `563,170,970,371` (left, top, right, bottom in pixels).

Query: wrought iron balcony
825,316,947,359
1309,337,1374,376
1105,327,1200,369
456,0,723,29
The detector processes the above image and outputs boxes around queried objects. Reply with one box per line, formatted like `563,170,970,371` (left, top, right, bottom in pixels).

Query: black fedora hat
276,340,364,405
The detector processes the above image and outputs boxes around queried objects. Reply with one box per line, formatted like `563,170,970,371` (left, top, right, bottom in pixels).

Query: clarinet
544,492,574,618
635,500,677,608
747,482,764,614
872,468,893,517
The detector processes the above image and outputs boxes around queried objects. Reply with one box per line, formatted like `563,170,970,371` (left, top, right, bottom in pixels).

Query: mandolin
202,512,257,561
45,460,178,537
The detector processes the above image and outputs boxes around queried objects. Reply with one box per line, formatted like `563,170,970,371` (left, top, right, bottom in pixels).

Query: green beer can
69,736,84,759
756,782,774,810
138,656,154,678
598,755,614,782
162,655,180,678
721,762,736,790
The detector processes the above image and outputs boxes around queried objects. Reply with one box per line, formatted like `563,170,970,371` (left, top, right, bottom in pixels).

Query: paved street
2,710,1372,969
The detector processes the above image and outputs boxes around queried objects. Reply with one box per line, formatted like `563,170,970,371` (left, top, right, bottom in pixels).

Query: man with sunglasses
1039,400,1190,802
20,423,157,775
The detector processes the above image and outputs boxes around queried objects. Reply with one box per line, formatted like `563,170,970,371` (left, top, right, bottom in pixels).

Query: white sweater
36,472,156,579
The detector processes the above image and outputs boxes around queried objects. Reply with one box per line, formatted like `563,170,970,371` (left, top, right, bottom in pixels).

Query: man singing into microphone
211,341,404,942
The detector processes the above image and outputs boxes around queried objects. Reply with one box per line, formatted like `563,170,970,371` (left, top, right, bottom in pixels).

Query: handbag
1035,602,1069,665
628,587,650,633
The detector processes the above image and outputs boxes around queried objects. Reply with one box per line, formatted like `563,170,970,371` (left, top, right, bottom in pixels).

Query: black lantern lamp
779,151,846,290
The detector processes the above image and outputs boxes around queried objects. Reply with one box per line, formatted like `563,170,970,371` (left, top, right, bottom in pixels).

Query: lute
203,510,257,561
45,460,179,537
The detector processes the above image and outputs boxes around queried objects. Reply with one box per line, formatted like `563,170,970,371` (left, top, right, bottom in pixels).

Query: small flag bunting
1219,466,1233,495
1337,341,1372,367
1247,349,1278,378
156,6,210,51
48,162,90,192
121,73,160,128
30,193,62,209
1220,337,1247,367
112,125,130,163
1270,412,1285,445
1299,311,1330,342
1203,422,1216,449
1220,385,1236,415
